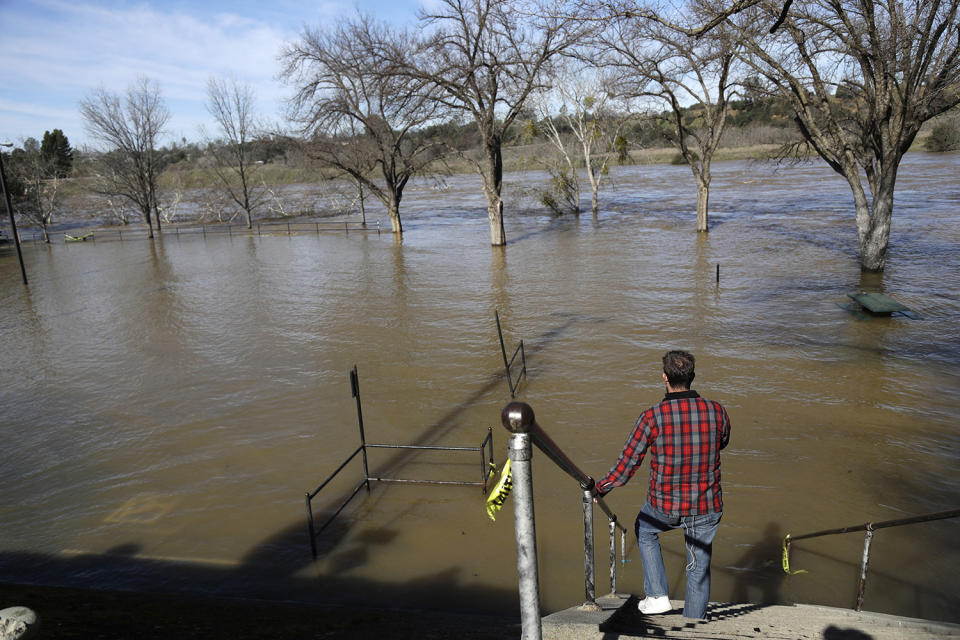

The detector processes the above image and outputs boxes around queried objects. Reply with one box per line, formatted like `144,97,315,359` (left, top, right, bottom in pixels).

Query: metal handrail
500,401,629,639
783,508,960,611
304,366,496,557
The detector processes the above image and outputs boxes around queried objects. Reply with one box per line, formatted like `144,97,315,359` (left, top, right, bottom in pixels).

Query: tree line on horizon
2,0,959,272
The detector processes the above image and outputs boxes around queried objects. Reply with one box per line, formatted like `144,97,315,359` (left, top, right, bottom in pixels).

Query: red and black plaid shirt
597,390,730,516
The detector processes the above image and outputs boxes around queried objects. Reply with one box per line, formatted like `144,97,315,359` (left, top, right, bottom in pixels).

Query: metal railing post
609,519,617,594
495,310,514,397
503,403,542,640
856,527,874,611
0,146,28,285
350,366,371,491
306,493,317,557
583,488,597,607
519,340,527,382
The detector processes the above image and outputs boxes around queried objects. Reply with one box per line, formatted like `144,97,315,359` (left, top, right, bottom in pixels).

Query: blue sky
0,0,425,149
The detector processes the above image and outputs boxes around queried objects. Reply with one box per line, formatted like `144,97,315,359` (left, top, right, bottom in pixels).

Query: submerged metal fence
495,310,527,398
304,366,495,557
783,508,960,611
21,219,381,244
500,401,629,640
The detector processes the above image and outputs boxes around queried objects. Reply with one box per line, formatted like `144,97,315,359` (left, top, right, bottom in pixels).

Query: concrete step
542,595,960,639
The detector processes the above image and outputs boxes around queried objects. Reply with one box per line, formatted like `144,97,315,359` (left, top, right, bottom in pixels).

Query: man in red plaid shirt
596,350,730,620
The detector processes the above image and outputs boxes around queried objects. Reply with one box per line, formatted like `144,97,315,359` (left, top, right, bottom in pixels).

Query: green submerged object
841,292,919,319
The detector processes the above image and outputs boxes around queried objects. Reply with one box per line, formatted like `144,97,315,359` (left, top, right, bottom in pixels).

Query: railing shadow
244,313,612,589
598,595,776,637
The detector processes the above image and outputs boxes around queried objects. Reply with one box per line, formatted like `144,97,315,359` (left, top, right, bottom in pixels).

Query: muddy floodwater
1,153,959,623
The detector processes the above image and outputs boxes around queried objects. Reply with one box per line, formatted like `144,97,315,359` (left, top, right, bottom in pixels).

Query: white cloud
0,0,421,147
0,0,304,146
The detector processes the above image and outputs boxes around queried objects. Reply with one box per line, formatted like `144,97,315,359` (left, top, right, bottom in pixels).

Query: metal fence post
305,493,317,558
351,366,371,491
503,403,542,640
856,526,874,611
609,519,617,594
495,311,514,397
582,488,597,607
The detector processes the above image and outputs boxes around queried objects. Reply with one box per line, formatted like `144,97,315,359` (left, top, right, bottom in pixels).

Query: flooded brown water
1,153,959,623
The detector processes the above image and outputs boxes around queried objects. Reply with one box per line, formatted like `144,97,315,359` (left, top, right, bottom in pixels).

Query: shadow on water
48,312,594,613
730,523,787,605
245,311,606,560
0,546,518,616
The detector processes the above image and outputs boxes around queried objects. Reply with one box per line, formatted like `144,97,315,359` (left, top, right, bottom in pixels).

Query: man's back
645,390,730,515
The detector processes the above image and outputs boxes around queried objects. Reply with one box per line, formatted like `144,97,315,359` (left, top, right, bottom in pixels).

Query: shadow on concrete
598,595,775,637
823,626,875,640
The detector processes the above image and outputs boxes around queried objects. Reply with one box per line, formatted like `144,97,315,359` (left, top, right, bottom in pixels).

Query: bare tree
5,138,59,243
602,2,738,231
535,65,625,217
281,15,445,236
737,0,960,271
206,76,266,229
80,77,170,238
400,0,584,245
584,0,795,36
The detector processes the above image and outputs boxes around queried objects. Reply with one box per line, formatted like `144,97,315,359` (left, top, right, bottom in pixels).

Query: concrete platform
542,595,960,639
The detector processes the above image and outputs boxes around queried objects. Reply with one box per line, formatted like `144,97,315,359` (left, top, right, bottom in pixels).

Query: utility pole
0,142,28,285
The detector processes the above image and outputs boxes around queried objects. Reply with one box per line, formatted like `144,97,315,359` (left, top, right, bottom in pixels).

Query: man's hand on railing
589,477,611,504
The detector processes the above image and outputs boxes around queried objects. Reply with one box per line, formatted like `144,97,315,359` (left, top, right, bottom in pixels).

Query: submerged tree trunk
696,180,709,232
851,167,896,272
142,204,155,239
388,194,403,235
152,186,162,234
486,196,505,246
357,179,366,226
588,167,600,218
482,140,506,246
241,168,253,230
692,157,712,232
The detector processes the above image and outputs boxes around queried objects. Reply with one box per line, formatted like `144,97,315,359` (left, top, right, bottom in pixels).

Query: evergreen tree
40,129,73,178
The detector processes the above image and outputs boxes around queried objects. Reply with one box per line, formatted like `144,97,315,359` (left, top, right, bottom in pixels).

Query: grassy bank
0,582,520,640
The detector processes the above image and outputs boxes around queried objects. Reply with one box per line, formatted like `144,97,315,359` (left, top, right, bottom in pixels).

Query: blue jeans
634,500,722,619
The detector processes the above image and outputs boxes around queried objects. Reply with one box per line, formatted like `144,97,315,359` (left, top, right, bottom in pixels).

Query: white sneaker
637,595,672,614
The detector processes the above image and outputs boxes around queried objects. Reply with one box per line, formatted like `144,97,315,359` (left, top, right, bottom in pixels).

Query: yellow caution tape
485,458,513,521
782,535,808,575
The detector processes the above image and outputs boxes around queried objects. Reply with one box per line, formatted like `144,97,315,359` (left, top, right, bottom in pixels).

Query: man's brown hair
663,350,695,388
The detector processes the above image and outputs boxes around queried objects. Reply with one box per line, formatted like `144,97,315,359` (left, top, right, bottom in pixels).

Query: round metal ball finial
501,401,534,433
